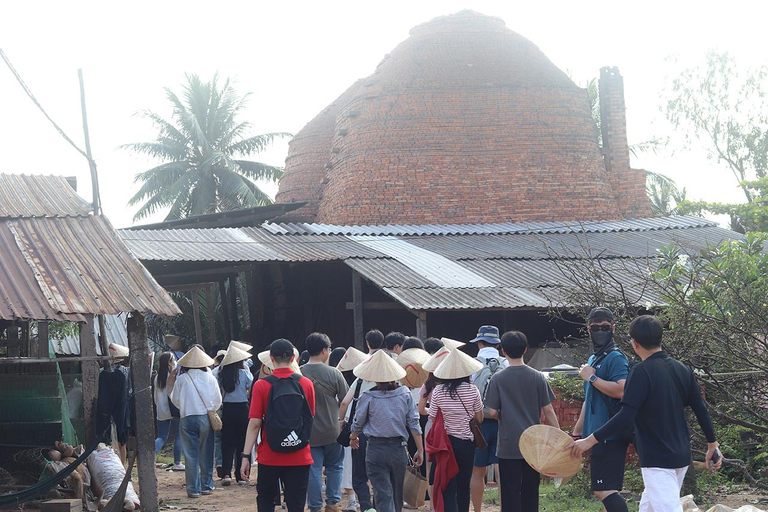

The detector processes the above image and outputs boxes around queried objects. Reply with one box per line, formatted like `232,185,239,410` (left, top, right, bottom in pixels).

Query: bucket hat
178,346,215,369
397,348,432,388
519,425,582,479
469,326,501,344
422,347,451,373
336,347,368,372
353,350,407,382
433,348,484,380
221,345,251,367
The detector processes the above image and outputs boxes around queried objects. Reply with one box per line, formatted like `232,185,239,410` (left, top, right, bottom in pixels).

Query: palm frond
233,160,284,182
228,132,292,155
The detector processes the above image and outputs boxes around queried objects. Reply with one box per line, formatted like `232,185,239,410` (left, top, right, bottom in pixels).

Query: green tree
124,74,290,222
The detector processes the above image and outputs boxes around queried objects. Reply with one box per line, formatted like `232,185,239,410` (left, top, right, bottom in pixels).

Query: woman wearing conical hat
215,345,254,487
428,348,484,512
349,350,424,512
171,346,222,498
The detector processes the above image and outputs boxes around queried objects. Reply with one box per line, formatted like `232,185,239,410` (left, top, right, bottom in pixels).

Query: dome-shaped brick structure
277,11,651,225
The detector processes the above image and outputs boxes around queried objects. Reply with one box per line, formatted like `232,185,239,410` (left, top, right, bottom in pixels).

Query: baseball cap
586,307,614,323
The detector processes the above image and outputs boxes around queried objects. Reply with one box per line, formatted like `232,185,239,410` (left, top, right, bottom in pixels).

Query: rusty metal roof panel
0,174,91,218
121,228,287,262
242,228,388,261
0,216,180,320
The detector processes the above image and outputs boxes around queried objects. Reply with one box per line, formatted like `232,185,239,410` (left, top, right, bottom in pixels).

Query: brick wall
278,12,651,225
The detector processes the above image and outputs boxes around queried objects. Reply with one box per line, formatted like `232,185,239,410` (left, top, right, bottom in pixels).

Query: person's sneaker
237,480,248,486
172,462,185,471
343,497,358,512
201,489,213,496
221,476,232,486
325,504,340,512
363,509,376,512
187,493,200,498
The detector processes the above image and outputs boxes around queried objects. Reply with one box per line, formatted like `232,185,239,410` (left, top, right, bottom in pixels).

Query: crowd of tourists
151,308,721,512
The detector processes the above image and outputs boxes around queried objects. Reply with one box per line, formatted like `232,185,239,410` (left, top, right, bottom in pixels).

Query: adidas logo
281,431,302,447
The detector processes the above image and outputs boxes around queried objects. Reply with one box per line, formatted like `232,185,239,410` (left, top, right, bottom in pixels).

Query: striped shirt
428,382,482,440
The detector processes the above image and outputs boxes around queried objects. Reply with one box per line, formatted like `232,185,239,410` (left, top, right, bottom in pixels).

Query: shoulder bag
337,380,363,447
457,389,487,450
189,374,223,431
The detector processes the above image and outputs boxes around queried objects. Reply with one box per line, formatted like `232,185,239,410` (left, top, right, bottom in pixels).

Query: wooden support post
246,267,261,347
190,289,204,348
204,286,217,346
80,315,99,445
37,320,49,358
97,315,110,356
219,281,232,342
127,313,158,512
416,311,428,340
229,275,240,340
352,271,364,350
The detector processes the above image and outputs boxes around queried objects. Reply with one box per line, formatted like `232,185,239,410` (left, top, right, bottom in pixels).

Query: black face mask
589,330,615,355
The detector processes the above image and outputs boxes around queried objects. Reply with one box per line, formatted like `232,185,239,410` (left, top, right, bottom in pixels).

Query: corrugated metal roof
0,216,181,320
262,216,717,237
0,174,92,218
121,228,286,262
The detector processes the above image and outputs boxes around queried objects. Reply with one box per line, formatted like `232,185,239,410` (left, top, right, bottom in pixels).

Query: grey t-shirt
484,364,556,459
301,363,350,446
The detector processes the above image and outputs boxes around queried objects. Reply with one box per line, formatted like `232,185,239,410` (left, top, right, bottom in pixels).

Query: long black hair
218,361,243,394
157,352,174,390
444,376,470,400
423,374,440,397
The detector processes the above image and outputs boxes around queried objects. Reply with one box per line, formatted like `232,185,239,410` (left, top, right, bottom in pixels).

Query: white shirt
171,369,223,418
471,346,509,382
154,375,176,421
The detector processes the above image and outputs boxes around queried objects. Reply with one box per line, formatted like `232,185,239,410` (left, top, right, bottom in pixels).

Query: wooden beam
0,355,116,365
80,315,98,445
219,281,232,342
204,286,217,346
352,271,364,351
190,289,204,348
345,301,404,310
229,274,240,340
96,315,110,358
127,313,158,512
416,311,428,340
36,321,49,358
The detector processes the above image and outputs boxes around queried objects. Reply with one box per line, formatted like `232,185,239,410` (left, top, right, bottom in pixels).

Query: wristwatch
589,374,598,384
349,433,358,441
241,452,251,459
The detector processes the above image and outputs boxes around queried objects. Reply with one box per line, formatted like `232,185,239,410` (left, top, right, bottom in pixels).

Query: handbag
189,374,223,432
337,380,363,447
458,394,487,450
403,464,429,508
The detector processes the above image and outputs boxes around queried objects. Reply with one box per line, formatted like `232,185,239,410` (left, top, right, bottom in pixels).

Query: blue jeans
308,443,345,511
366,437,408,512
155,418,183,463
180,415,214,495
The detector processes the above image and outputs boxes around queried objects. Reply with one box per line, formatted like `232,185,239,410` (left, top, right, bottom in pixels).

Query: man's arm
410,431,424,467
579,365,625,400
240,418,262,480
687,373,721,470
542,404,559,428
486,407,499,420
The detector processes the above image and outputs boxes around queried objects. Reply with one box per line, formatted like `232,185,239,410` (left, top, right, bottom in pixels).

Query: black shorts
590,439,629,491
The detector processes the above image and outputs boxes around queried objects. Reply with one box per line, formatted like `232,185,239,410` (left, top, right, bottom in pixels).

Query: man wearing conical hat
483,331,558,512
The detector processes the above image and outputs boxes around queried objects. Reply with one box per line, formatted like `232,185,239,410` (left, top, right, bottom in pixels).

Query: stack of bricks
277,11,653,226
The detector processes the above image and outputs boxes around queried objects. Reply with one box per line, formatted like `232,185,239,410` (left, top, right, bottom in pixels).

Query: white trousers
639,466,689,512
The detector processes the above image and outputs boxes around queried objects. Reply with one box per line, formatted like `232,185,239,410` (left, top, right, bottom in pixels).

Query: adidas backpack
263,374,314,453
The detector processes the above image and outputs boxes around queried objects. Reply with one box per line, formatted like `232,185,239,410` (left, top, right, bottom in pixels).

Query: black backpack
263,374,314,453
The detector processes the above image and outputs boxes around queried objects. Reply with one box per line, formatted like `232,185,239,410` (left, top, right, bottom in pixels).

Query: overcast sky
2,0,765,228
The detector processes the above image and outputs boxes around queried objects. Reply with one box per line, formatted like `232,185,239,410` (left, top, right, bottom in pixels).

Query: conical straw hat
519,425,582,479
229,340,253,353
336,347,368,372
257,348,301,373
440,337,466,350
353,350,407,382
433,348,483,380
221,345,251,367
397,348,432,388
165,334,182,351
422,347,451,373
178,346,215,368
108,343,129,359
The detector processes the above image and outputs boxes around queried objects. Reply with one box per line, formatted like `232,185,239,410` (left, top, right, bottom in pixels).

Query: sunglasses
590,325,612,332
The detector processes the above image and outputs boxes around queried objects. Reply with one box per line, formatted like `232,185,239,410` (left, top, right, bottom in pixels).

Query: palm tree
124,74,290,222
